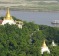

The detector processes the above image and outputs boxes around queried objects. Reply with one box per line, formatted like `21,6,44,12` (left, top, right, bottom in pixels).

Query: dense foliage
0,17,59,56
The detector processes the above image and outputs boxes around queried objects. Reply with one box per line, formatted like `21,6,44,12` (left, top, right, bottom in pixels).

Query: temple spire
42,40,47,47
5,7,13,20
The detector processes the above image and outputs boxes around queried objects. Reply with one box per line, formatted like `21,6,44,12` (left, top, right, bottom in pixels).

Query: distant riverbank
1,8,59,12
0,1,59,12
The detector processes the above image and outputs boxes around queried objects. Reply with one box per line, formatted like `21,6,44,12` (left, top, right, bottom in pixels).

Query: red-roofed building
0,20,3,24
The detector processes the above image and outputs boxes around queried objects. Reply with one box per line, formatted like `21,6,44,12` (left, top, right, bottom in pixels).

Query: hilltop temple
41,40,50,54
0,8,23,28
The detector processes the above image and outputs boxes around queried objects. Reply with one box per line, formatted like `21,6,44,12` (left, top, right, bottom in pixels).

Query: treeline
0,17,59,56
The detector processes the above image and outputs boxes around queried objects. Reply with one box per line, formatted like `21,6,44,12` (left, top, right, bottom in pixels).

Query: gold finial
6,8,11,18
5,7,13,20
42,40,47,47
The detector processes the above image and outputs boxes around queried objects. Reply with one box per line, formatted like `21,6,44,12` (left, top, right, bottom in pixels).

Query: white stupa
2,8,16,25
51,40,57,46
41,40,50,54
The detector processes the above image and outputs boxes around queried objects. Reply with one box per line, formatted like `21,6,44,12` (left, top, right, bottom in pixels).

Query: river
0,10,59,26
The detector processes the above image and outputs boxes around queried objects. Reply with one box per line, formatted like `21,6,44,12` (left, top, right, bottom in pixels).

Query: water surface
0,10,59,26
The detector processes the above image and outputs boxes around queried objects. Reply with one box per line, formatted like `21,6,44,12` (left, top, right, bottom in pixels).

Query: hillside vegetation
0,17,59,56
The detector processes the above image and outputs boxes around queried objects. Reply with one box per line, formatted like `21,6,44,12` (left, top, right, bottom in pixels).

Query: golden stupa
4,8,13,20
42,40,47,47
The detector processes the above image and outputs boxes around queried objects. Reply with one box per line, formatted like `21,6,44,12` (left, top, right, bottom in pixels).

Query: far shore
0,7,59,12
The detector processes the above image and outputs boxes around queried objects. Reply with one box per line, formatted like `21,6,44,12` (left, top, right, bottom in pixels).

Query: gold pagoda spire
42,40,47,47
4,7,13,20
6,8,11,18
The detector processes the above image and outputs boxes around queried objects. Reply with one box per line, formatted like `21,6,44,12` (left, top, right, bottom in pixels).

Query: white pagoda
41,40,50,54
51,40,57,46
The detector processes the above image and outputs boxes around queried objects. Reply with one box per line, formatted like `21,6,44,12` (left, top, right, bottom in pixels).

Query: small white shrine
41,40,50,54
51,40,57,46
